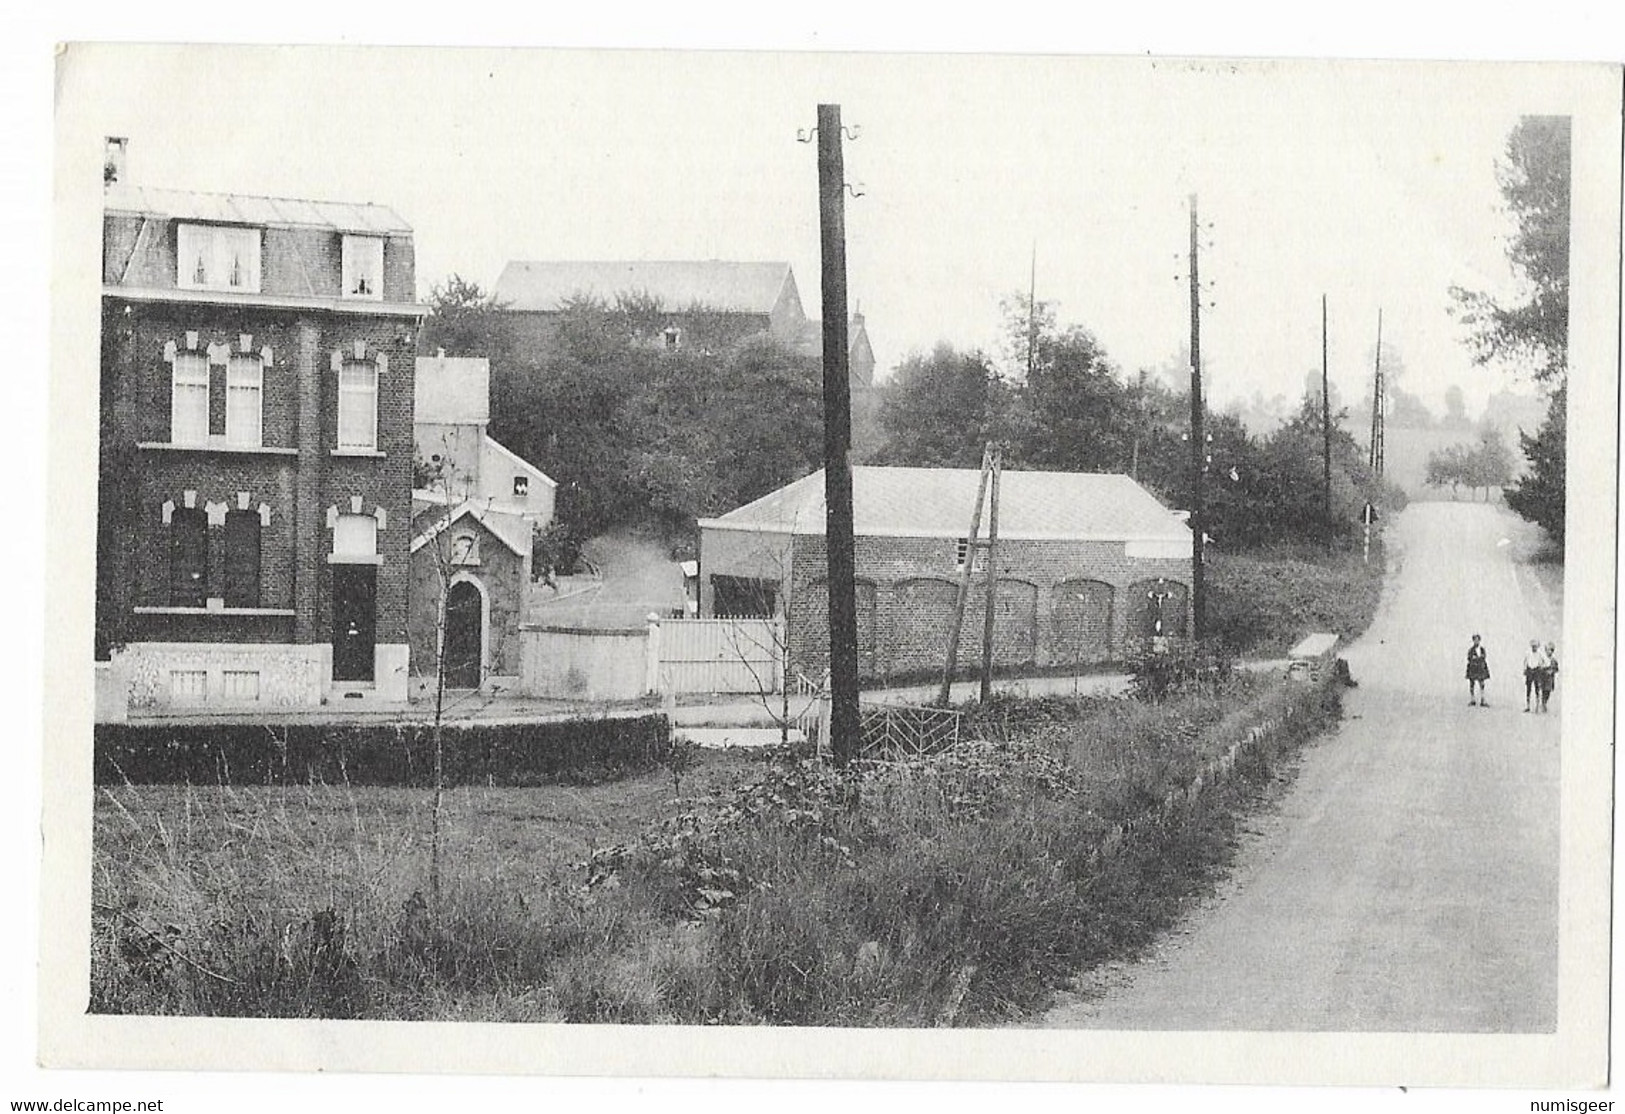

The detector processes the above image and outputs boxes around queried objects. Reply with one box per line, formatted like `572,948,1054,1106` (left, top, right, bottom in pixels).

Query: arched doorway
444,579,484,689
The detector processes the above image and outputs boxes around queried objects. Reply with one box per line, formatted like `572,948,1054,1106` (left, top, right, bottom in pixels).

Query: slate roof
699,466,1192,542
104,184,411,235
410,501,533,557
493,260,794,314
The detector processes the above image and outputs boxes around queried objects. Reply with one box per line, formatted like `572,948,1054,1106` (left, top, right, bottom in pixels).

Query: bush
1207,547,1384,655
93,714,671,787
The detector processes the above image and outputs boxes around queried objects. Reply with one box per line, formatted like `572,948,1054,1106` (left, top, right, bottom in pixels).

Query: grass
1207,543,1385,655
91,673,1342,1024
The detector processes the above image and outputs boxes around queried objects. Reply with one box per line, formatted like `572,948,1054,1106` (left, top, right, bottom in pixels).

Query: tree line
872,296,1400,554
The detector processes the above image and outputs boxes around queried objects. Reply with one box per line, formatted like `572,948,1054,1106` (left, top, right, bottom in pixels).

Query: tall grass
91,675,1341,1024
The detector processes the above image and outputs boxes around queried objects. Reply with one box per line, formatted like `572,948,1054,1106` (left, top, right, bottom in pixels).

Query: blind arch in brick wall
1051,578,1115,666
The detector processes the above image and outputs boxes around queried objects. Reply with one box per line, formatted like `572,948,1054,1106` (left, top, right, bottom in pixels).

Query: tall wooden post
816,103,860,766
978,448,1003,704
1188,195,1207,642
939,443,992,705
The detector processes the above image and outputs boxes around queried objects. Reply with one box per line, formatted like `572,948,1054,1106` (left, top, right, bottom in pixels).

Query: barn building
696,467,1193,684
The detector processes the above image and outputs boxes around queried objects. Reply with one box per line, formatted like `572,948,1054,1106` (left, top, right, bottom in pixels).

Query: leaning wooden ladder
938,442,1003,706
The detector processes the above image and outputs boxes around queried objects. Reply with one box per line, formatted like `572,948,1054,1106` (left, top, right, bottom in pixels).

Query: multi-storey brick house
696,467,1193,683
96,174,425,716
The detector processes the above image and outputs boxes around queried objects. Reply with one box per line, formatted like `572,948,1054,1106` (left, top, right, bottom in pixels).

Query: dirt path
1043,501,1560,1032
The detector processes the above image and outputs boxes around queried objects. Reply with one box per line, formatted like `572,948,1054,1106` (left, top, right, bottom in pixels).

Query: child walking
1466,634,1490,706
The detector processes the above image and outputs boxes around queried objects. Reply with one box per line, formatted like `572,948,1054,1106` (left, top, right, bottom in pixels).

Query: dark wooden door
444,580,482,689
331,565,377,682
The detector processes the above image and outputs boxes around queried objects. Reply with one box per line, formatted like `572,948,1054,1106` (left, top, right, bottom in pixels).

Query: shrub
93,714,671,787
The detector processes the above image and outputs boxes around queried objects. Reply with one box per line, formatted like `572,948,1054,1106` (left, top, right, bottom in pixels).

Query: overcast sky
71,46,1562,415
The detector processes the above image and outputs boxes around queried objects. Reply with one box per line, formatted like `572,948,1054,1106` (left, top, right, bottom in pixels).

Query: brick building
492,259,876,389
96,168,425,716
697,467,1193,683
408,355,555,695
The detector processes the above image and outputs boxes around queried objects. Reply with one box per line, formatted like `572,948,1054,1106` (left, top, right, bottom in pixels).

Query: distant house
493,259,875,388
408,356,556,693
697,467,1194,683
96,152,425,717
412,355,556,524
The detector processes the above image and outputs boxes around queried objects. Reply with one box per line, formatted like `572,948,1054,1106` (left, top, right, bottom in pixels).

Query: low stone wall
520,624,649,702
111,642,330,715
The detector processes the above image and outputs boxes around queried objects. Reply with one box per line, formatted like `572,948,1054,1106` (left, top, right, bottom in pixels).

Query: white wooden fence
519,615,784,701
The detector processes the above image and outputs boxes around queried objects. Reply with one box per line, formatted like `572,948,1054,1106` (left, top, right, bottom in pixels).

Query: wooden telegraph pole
1187,195,1207,642
815,103,860,766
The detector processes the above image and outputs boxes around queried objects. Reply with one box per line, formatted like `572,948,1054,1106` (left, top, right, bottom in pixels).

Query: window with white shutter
170,351,210,445
337,361,378,450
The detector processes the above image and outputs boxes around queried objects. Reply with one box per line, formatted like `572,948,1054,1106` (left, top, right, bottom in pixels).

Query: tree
1504,382,1566,542
1452,117,1571,383
1015,324,1136,472
876,344,1011,467
1426,443,1472,499
1442,384,1473,430
419,274,513,361
1451,116,1570,543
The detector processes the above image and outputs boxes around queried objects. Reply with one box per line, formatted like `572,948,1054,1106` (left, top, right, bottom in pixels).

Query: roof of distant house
104,184,411,235
493,260,796,314
698,466,1192,542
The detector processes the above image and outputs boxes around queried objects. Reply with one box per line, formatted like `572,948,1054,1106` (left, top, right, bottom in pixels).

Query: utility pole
1369,308,1386,479
1322,294,1332,547
816,103,859,766
978,447,1003,704
939,443,993,705
1187,195,1207,643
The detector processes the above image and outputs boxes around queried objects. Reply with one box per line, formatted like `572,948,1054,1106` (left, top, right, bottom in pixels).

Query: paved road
1045,501,1560,1032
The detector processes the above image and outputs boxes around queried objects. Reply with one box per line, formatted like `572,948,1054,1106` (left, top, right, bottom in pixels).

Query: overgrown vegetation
93,672,1342,1024
1207,544,1386,656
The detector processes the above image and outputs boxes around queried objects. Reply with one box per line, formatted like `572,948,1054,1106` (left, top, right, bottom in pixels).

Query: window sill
330,449,387,458
328,554,385,565
134,606,296,617
139,442,298,456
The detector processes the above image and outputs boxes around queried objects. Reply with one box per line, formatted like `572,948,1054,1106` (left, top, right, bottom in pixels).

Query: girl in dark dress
1466,634,1490,706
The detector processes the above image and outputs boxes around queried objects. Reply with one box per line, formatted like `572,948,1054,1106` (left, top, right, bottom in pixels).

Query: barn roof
493,260,794,314
698,466,1193,543
104,184,412,235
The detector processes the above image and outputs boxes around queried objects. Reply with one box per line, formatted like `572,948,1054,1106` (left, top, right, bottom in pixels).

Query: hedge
93,714,671,787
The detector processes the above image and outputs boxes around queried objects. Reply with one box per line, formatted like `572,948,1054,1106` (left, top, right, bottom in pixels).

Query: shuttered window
225,354,262,446
338,361,378,450
170,352,210,445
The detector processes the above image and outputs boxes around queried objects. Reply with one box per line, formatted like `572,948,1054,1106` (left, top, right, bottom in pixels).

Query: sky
67,48,1566,419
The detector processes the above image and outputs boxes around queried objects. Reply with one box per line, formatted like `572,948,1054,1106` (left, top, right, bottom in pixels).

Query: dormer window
342,235,384,301
176,224,261,293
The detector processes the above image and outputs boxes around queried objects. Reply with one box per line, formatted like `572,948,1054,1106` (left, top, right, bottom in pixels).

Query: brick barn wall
782,532,1191,681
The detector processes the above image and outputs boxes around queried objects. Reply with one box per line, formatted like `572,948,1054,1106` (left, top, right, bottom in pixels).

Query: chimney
104,137,128,187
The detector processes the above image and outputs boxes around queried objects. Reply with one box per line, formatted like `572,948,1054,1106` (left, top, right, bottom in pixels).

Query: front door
443,580,483,689
331,565,377,682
